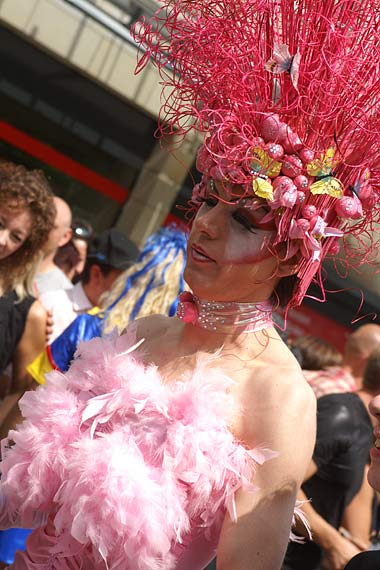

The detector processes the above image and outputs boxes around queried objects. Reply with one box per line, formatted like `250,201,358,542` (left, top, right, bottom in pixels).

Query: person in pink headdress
1,1,380,569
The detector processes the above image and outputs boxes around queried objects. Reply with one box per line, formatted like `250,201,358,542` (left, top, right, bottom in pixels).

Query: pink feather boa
1,331,277,569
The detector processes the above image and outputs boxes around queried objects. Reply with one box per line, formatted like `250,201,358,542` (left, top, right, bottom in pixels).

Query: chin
368,466,380,493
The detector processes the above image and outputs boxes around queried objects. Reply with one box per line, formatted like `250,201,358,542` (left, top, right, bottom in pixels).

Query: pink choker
176,292,273,334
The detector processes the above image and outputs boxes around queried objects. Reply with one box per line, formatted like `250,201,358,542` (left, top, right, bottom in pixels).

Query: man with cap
40,228,139,343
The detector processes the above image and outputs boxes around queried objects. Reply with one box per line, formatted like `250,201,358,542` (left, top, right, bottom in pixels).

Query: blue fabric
0,528,33,564
50,312,103,372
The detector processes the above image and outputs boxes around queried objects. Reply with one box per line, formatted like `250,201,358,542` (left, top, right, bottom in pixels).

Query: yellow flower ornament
252,176,274,200
251,146,282,178
250,146,282,201
307,147,343,198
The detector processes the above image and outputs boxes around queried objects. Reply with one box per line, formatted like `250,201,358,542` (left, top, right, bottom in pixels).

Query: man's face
44,197,72,255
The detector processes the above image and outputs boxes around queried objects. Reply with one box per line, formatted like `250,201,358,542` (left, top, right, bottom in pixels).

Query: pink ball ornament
294,175,309,190
252,136,265,147
282,154,303,178
272,176,297,208
272,175,293,190
358,184,375,208
335,197,363,219
261,114,283,142
296,191,306,203
299,148,315,163
301,204,317,219
265,142,284,160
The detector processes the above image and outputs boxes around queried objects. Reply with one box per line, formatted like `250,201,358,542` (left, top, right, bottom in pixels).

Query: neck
176,292,273,335
38,254,57,274
82,282,97,306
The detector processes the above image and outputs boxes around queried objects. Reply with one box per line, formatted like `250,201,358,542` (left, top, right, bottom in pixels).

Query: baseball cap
87,228,140,270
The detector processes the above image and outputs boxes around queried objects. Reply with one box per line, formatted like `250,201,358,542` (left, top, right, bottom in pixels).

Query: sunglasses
72,223,93,241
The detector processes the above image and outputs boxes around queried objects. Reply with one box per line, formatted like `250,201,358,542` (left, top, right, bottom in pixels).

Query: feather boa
1,331,277,569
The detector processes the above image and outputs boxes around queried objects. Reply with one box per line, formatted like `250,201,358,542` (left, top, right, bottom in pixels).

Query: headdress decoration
132,0,380,309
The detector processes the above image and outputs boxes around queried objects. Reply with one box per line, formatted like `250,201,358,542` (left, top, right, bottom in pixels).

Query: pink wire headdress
132,0,380,309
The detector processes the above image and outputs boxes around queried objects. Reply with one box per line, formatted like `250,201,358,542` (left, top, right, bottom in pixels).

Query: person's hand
45,309,54,344
321,533,362,570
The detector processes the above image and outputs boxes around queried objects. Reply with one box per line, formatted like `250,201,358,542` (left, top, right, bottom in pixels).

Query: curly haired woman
0,160,55,405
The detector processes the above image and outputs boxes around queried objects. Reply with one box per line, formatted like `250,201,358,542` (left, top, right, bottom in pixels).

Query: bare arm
295,487,361,570
0,301,46,437
12,300,47,393
341,465,373,548
216,369,316,570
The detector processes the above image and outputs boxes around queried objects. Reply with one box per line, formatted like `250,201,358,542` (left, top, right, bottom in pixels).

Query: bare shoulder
233,339,316,450
27,299,47,324
250,358,315,414
133,314,175,342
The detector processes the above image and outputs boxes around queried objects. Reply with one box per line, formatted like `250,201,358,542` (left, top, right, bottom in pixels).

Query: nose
0,230,8,247
193,202,225,239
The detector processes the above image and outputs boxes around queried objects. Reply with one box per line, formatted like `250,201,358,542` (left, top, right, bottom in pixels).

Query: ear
276,253,301,278
89,264,102,283
58,227,73,248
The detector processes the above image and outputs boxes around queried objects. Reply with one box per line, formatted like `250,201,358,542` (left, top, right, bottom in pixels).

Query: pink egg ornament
282,154,303,178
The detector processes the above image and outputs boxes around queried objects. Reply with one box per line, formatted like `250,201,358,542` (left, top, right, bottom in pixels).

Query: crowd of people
1,0,380,569
2,170,380,570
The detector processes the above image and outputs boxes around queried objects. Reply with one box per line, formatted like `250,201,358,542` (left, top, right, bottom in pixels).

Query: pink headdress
132,0,380,309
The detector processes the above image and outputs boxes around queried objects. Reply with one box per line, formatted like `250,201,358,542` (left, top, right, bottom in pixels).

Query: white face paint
0,205,32,261
185,180,281,303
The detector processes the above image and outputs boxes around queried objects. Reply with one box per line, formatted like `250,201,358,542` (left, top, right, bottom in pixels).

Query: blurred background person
39,228,139,343
341,346,380,557
71,218,93,282
34,195,73,294
302,325,380,399
344,378,380,569
53,240,80,282
290,335,343,371
28,225,187,381
0,160,55,416
282,340,380,570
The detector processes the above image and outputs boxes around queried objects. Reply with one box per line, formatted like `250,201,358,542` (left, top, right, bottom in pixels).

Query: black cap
87,228,140,270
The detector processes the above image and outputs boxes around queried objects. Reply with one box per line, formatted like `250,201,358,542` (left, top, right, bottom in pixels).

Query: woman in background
0,161,55,398
0,160,55,569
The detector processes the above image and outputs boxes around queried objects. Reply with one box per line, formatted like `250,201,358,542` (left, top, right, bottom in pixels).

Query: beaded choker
176,292,273,334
